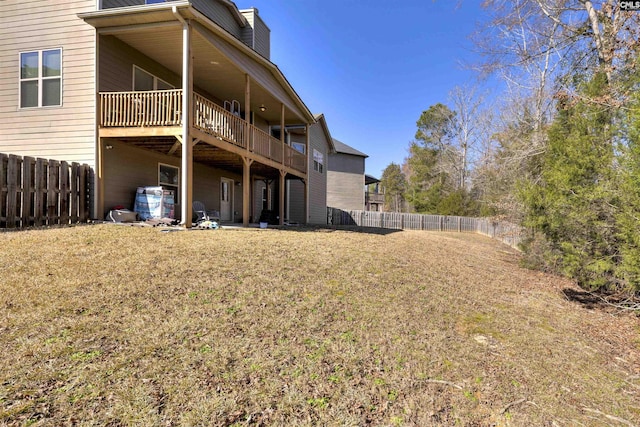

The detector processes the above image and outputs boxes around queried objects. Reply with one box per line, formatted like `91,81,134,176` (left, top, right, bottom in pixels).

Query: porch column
97,137,105,219
279,170,285,225
244,74,251,148
242,157,253,227
305,123,310,224
280,103,285,166
175,8,193,227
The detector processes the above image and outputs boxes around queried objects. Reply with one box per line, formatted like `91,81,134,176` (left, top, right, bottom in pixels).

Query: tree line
380,0,640,295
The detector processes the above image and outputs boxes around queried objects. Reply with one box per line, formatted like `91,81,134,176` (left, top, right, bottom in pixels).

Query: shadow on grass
272,224,403,236
562,288,639,312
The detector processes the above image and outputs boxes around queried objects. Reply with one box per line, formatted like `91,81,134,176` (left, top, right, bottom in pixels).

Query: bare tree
448,85,486,189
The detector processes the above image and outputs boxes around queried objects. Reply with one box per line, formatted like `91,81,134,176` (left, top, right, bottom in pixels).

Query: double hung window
20,48,62,108
313,149,324,173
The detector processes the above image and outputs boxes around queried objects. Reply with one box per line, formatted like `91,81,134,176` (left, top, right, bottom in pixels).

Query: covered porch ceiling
107,136,302,181
81,3,313,125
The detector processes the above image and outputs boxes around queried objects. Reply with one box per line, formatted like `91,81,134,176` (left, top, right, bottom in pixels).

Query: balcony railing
99,90,306,174
366,192,385,204
101,89,182,127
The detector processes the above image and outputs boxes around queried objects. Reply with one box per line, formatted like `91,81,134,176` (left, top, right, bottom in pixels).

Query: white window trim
313,149,324,173
18,48,63,109
133,65,173,91
158,163,180,203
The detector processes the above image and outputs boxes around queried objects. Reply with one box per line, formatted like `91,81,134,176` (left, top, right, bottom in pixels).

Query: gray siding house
0,0,329,227
327,138,368,211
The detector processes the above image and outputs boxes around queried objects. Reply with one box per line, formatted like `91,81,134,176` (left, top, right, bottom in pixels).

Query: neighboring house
326,138,368,211
365,174,385,212
0,0,326,227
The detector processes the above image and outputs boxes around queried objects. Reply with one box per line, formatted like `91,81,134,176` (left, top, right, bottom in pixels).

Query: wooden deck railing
193,93,246,149
99,91,307,174
366,192,385,204
101,89,182,127
285,144,306,173
251,127,283,163
0,153,92,228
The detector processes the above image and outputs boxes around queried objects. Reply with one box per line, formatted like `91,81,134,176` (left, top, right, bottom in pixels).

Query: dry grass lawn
0,224,639,426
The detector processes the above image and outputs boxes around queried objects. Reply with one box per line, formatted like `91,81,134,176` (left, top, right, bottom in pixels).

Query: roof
314,114,336,153
365,174,380,185
78,2,316,124
331,138,368,158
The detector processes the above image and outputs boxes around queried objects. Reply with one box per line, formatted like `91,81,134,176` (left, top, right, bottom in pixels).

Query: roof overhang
314,114,336,153
79,2,315,125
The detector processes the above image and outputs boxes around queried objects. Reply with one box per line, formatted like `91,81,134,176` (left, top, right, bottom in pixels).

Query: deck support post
278,170,286,225
97,138,105,219
244,74,251,148
304,123,310,224
174,7,193,228
242,156,253,227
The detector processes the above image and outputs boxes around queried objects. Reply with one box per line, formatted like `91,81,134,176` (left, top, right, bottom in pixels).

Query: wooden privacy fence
0,153,92,229
327,208,523,249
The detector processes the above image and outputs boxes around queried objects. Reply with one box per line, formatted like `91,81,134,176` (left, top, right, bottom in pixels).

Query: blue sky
247,0,492,178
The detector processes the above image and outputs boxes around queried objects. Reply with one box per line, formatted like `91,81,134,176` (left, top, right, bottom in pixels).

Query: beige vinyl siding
307,122,330,224
327,154,366,211
102,139,243,219
0,0,97,166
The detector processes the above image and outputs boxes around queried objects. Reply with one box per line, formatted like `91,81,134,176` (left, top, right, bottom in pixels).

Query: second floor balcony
99,89,307,175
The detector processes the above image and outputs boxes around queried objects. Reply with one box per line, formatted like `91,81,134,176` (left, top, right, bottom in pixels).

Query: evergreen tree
614,71,640,291
380,163,406,212
520,73,619,290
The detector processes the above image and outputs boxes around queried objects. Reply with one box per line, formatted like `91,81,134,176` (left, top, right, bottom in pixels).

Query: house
252,114,334,224
326,138,368,211
365,174,384,212
0,0,331,227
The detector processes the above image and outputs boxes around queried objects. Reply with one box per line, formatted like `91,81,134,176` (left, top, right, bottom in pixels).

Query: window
20,48,62,108
313,149,324,173
291,142,305,154
133,66,173,91
159,163,179,203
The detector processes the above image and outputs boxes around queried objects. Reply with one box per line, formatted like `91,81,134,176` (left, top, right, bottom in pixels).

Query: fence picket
6,155,19,228
327,207,523,249
0,154,7,226
0,153,92,229
22,156,35,227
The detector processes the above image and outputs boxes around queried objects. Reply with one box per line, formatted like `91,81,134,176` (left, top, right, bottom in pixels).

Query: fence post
22,156,35,228
6,155,19,228
439,215,443,232
48,160,60,225
60,161,69,225
70,162,79,223
35,159,46,226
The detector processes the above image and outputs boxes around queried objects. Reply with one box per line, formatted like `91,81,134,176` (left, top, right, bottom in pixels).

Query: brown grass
0,224,638,426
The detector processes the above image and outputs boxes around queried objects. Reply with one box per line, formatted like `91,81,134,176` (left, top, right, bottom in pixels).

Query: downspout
173,6,193,227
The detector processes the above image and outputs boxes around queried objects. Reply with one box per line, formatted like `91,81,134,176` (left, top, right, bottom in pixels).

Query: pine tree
520,73,619,290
